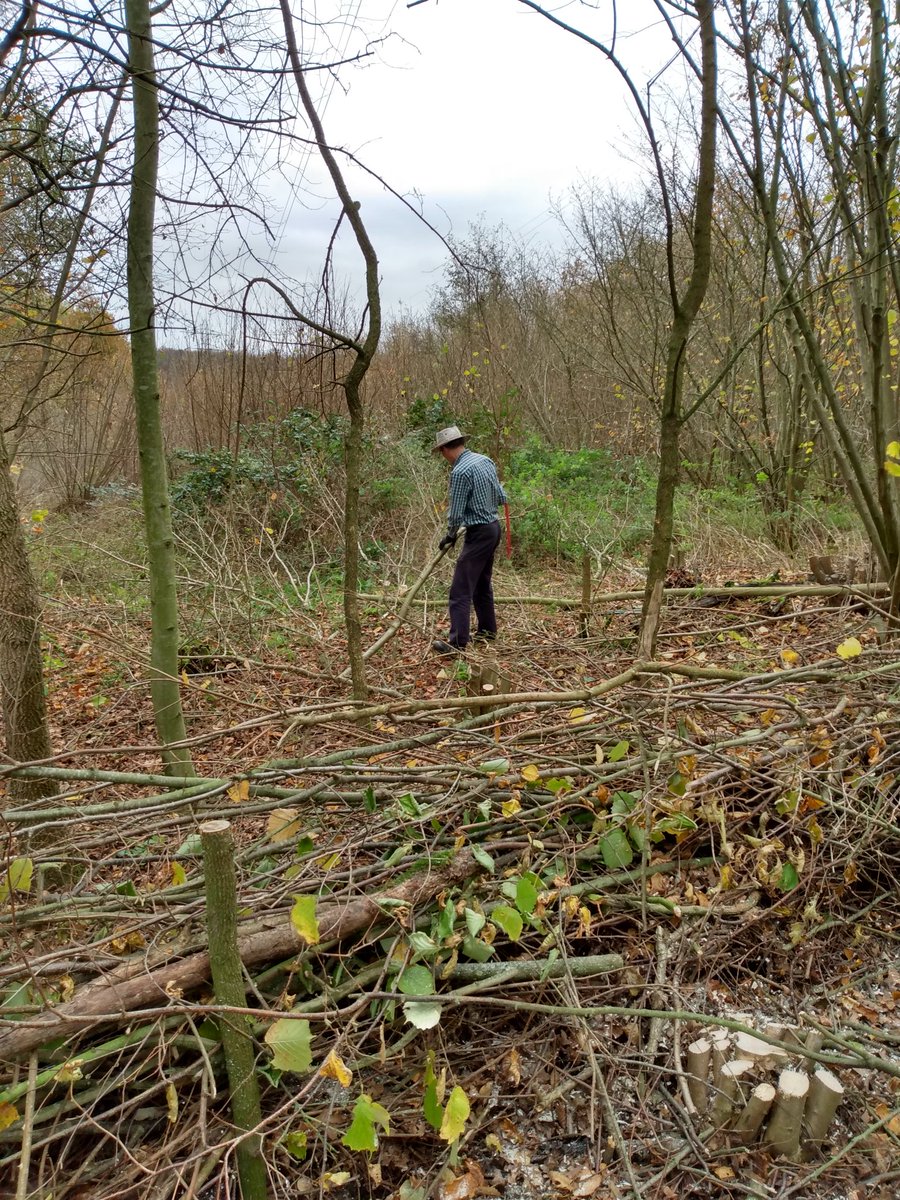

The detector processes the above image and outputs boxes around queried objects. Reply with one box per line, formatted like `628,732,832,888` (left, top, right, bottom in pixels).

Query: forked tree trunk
279,6,382,702
0,430,55,802
125,0,193,772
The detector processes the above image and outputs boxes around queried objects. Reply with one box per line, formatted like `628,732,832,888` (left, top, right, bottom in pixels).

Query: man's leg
448,525,495,647
472,521,501,636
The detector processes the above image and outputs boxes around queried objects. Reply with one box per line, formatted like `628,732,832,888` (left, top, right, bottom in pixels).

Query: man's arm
447,465,469,536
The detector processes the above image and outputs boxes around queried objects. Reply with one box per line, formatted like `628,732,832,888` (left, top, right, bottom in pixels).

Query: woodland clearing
2,517,899,1200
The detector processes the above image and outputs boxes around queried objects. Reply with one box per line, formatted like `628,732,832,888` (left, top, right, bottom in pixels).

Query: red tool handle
504,502,512,558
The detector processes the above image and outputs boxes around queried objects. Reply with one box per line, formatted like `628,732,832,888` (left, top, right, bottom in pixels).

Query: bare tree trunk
279,0,381,702
637,0,718,657
342,382,367,693
0,431,55,802
125,0,193,772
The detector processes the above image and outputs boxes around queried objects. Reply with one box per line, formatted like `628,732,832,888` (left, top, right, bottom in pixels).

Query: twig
14,1052,38,1200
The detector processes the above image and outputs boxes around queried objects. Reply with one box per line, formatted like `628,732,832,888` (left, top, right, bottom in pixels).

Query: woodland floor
2,558,900,1200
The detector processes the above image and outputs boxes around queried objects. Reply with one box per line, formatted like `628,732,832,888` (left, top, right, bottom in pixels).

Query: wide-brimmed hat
432,425,467,452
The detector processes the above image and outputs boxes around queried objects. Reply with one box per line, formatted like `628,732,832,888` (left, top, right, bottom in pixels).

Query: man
432,425,508,653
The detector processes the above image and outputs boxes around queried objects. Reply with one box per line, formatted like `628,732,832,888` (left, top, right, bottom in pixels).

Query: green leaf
608,740,629,763
281,1129,308,1160
439,1085,470,1142
461,934,494,963
264,1018,313,1073
491,904,523,941
383,841,414,868
408,931,439,957
363,785,377,813
471,845,495,872
403,999,442,1030
464,907,486,937
515,875,538,916
398,965,434,996
479,757,510,775
654,813,698,834
544,776,573,795
599,828,634,869
290,895,320,945
667,772,687,797
342,1093,391,1152
423,1052,445,1131
436,902,456,941
777,862,800,892
397,792,423,817
0,858,33,904
175,834,202,858
399,965,441,1028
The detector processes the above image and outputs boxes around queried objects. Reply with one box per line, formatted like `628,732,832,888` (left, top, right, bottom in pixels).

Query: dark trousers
448,521,501,648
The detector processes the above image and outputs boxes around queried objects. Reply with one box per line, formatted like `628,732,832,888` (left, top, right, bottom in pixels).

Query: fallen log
0,850,481,1065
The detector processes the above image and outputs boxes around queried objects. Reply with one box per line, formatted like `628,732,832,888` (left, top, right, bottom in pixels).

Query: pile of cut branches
2,609,900,1199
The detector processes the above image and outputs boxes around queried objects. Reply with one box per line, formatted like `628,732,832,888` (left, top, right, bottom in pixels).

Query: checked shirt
446,448,508,536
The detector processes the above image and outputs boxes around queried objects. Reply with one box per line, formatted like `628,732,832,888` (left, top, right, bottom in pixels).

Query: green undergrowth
26,434,861,626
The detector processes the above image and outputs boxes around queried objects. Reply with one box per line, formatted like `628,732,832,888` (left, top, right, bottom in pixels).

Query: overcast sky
231,0,682,325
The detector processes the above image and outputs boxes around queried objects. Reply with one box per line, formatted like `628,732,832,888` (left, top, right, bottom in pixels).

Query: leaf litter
2,575,900,1198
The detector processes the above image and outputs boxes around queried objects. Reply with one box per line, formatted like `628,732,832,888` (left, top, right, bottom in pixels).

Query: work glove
438,533,457,552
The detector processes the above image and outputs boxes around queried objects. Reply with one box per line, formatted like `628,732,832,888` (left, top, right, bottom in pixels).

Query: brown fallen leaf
437,1160,489,1200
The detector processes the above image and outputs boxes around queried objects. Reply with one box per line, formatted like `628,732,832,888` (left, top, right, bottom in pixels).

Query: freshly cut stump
732,1082,776,1144
710,1058,753,1127
765,1069,810,1160
803,1068,843,1153
686,1037,712,1112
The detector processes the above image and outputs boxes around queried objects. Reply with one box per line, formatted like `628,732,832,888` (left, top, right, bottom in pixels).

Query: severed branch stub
732,1081,776,1144
686,1037,712,1112
803,1068,844,1155
710,1058,753,1127
764,1069,810,1160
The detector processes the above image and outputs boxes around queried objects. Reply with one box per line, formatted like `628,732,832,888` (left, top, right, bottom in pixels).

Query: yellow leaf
485,1133,502,1152
55,1059,84,1084
59,974,76,1001
883,460,900,477
714,1166,736,1180
318,1049,353,1087
501,795,521,818
290,895,320,945
887,441,900,458
568,706,588,723
780,648,800,665
719,863,734,891
439,1085,470,1142
166,1081,178,1123
0,1101,18,1131
227,779,250,803
836,637,863,660
521,764,541,783
267,807,302,842
323,1172,352,1190
171,862,187,887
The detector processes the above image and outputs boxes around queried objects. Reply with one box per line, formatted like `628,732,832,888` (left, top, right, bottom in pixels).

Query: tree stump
466,657,511,716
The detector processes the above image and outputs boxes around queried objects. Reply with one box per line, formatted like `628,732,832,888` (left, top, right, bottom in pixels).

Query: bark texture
0,431,55,803
125,0,192,772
